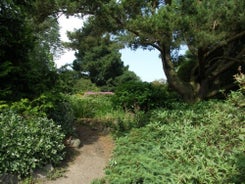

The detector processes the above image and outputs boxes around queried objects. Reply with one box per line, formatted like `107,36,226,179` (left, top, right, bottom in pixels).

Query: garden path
40,124,114,184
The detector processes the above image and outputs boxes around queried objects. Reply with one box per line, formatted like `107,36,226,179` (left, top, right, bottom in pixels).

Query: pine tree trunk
160,45,201,103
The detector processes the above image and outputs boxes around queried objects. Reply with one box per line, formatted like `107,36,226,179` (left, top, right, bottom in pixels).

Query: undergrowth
103,100,244,183
68,94,149,135
68,94,115,119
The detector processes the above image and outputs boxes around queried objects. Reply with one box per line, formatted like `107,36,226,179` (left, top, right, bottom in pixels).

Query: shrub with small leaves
105,100,245,183
68,94,115,119
0,111,65,177
48,95,75,135
7,93,75,136
234,69,245,92
113,81,177,112
227,71,245,107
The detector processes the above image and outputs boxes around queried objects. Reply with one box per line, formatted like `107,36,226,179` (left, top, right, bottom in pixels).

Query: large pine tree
67,17,138,89
65,0,245,102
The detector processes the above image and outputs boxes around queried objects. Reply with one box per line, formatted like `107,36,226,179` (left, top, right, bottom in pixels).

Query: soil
40,123,114,184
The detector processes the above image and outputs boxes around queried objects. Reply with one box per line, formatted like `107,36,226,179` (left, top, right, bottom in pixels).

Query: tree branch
204,30,245,58
207,83,235,98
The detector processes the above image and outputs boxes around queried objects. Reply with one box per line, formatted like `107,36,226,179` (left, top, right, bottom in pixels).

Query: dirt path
41,124,114,184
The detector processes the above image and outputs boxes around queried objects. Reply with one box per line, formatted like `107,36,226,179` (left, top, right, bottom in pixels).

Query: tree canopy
67,17,140,90
65,0,245,102
1,0,244,102
0,0,62,101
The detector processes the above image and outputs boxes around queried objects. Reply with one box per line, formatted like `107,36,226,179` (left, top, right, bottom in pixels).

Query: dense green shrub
9,96,53,117
110,110,152,136
227,71,245,107
104,100,245,183
0,111,65,177
113,81,178,112
73,78,100,93
68,94,115,119
66,94,152,135
8,93,75,135
66,94,150,136
47,95,75,135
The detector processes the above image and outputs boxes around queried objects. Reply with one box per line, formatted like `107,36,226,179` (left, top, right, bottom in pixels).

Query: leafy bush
67,94,152,135
234,69,245,92
0,101,9,111
9,96,52,117
104,100,245,183
227,71,245,107
47,95,75,135
0,111,65,177
68,94,115,119
109,110,152,136
7,93,75,136
113,81,178,112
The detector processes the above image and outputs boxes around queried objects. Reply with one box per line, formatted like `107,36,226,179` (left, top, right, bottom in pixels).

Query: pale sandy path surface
40,124,114,184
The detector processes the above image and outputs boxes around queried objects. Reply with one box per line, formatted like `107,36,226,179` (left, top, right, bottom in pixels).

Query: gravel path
41,124,114,184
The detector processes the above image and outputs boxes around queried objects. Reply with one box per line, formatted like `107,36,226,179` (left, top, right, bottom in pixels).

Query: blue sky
120,48,165,81
55,15,166,82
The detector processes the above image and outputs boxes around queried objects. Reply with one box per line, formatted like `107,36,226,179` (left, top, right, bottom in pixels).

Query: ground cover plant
101,99,244,183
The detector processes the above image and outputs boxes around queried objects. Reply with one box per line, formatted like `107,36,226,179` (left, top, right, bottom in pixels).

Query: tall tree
67,17,137,89
0,0,62,101
0,0,34,100
66,0,245,102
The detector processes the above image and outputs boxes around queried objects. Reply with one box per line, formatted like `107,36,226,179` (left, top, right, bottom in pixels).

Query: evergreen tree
0,0,35,100
67,17,139,89
65,0,245,102
0,0,62,101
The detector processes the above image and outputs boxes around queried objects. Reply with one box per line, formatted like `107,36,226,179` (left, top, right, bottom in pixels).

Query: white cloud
58,15,84,41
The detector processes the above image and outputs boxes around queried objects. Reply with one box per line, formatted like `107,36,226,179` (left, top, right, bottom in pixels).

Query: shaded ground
40,123,114,184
